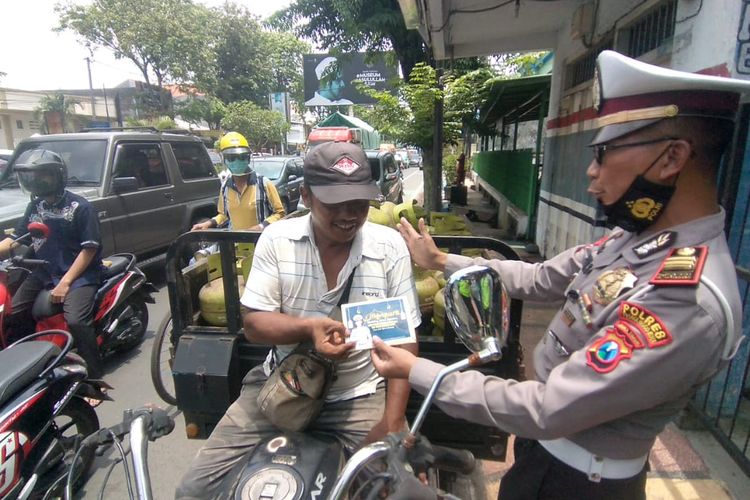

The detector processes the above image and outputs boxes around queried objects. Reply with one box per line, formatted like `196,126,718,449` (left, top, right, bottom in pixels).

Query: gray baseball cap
304,141,380,204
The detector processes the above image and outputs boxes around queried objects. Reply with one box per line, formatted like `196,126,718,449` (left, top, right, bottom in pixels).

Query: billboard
269,92,289,121
303,52,398,107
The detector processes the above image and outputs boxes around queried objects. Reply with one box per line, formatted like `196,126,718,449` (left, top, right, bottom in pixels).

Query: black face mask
599,146,676,233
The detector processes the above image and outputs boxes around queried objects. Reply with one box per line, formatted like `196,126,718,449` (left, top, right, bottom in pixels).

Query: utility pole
431,67,444,212
85,57,96,120
102,85,111,121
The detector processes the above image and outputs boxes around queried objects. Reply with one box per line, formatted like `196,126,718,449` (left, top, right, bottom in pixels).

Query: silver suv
0,130,220,261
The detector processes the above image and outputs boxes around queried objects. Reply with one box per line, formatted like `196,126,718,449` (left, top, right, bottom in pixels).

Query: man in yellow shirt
192,132,285,231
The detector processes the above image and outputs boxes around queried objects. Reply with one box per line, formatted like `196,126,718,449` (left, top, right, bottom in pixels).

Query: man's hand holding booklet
342,297,416,350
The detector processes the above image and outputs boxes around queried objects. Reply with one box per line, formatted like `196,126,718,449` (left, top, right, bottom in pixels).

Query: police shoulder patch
618,302,672,348
586,328,633,373
650,246,708,286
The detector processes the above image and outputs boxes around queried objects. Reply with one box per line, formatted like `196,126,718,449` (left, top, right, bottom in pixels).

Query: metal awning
480,74,551,125
410,0,577,60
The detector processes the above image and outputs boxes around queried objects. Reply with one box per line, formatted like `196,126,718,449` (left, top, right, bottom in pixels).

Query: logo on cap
593,68,601,111
331,157,361,176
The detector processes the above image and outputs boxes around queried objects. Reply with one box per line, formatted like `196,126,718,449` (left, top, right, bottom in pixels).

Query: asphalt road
76,266,202,500
75,167,426,499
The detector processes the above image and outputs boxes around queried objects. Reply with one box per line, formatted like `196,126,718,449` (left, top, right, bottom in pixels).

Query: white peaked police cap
590,50,750,145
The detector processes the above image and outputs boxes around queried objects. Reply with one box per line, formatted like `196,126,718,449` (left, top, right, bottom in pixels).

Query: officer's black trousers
498,438,648,500
8,276,102,378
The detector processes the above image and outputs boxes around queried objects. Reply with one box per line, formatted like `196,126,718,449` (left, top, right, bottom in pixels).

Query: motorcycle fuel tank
222,432,345,500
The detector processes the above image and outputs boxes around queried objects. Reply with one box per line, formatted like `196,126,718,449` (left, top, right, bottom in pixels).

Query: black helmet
14,149,68,198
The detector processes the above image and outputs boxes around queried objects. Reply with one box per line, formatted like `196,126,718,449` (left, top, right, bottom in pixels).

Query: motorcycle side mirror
445,265,510,356
27,222,49,239
405,265,510,441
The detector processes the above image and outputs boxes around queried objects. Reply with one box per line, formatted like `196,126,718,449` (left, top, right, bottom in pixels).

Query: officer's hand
371,337,417,379
397,217,447,271
309,318,354,360
50,282,70,304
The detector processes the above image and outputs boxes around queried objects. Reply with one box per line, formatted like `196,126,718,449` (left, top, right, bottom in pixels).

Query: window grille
625,0,677,58
564,40,613,90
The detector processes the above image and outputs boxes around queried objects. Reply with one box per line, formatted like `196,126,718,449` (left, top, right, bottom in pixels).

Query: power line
431,0,517,33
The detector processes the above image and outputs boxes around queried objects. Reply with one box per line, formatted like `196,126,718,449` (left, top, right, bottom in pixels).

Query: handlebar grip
148,407,175,439
128,407,175,440
431,445,476,475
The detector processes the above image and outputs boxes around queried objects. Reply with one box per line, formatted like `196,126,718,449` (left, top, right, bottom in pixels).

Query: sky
0,0,292,91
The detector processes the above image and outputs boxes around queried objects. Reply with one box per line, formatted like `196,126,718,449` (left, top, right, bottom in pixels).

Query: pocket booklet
341,296,416,350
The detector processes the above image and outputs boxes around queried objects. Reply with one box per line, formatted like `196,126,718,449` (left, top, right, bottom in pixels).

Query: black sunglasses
590,137,677,165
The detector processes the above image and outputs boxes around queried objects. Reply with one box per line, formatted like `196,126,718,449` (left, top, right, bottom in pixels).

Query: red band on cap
600,90,739,118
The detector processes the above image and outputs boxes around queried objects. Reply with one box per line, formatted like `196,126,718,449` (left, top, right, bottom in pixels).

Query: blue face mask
226,158,250,175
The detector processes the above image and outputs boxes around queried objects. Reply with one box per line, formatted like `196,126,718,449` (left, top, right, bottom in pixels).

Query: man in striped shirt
177,141,421,499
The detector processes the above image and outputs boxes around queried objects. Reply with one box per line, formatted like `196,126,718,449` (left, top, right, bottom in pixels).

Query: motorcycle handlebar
81,407,174,447
431,444,476,475
69,407,174,500
330,432,473,500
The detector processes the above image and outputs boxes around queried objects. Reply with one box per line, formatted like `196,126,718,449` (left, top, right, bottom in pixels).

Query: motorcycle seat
0,341,60,407
102,255,131,279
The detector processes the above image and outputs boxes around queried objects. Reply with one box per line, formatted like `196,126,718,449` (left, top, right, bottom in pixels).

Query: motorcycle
0,330,111,499
212,265,509,499
0,223,157,355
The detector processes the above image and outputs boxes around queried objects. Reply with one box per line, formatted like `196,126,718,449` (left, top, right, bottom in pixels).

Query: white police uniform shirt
409,209,741,459
241,214,421,402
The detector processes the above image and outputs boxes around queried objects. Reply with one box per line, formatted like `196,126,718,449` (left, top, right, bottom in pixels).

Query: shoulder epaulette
649,246,708,286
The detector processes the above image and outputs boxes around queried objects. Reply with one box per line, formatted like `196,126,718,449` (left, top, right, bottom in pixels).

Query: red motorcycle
0,330,110,499
0,223,156,356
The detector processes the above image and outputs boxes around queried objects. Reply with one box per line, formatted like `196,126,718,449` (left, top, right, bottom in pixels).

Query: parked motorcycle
0,330,111,499
214,265,509,499
0,223,157,355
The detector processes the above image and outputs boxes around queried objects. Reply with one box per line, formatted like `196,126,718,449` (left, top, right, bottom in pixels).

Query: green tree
221,101,290,151
355,63,462,210
203,3,308,109
356,62,499,210
445,67,498,154
492,51,551,77
56,0,214,110
271,0,427,82
34,93,82,133
176,95,226,130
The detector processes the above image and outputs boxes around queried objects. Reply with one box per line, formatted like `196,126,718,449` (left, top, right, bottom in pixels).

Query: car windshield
251,159,285,180
4,139,107,186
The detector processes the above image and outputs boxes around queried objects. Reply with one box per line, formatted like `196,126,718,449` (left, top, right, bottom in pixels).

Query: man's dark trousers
8,275,102,378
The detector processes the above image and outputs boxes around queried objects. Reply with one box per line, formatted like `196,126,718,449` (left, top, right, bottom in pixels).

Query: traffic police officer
371,50,748,499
